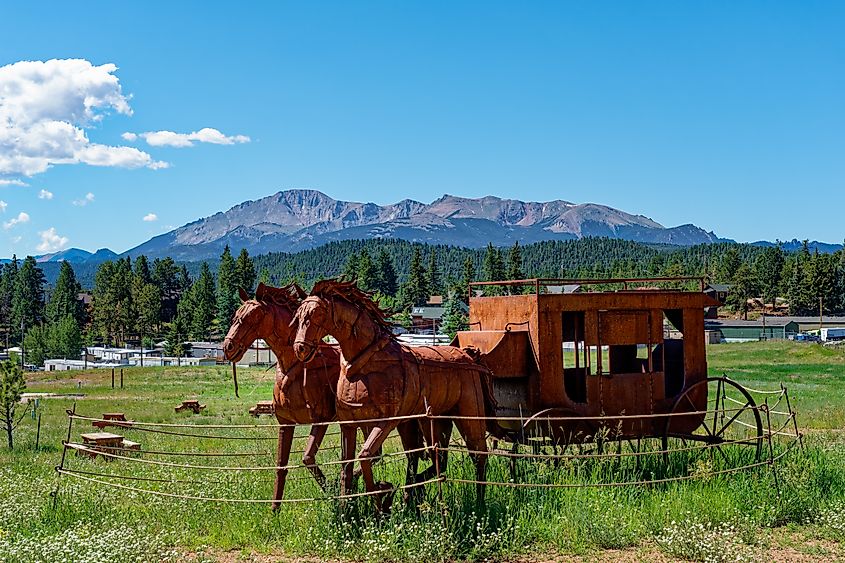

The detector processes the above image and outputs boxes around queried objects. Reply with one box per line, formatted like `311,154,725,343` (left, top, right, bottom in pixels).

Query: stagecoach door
585,309,666,434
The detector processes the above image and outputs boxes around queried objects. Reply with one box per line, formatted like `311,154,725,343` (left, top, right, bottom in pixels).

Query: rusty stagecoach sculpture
454,277,766,459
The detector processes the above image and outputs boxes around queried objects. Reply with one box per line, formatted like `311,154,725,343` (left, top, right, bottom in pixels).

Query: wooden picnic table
78,432,125,460
175,399,206,414
249,400,275,417
92,412,133,429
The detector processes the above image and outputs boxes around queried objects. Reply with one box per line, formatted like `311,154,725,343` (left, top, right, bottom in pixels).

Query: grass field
2,341,845,562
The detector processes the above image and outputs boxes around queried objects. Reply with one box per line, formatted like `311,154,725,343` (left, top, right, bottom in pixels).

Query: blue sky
1,1,843,256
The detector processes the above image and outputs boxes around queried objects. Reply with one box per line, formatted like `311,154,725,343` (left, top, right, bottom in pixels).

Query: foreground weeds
3,359,845,561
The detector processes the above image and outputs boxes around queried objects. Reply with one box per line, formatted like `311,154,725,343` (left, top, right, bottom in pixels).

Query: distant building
410,296,468,332
704,284,731,319
704,318,799,342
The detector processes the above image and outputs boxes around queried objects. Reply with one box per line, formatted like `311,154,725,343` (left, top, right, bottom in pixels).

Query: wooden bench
175,399,206,414
248,400,275,417
92,412,133,429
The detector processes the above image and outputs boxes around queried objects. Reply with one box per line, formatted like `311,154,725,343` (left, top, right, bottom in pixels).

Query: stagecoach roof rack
469,276,707,296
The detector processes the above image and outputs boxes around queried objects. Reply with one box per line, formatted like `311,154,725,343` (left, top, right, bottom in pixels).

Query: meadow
2,341,845,562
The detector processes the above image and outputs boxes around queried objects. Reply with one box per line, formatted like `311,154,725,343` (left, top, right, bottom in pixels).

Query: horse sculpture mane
255,282,307,310
309,278,395,337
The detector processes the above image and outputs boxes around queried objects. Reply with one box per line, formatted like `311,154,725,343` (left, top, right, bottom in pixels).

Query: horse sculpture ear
255,282,267,301
238,287,249,302
292,283,308,300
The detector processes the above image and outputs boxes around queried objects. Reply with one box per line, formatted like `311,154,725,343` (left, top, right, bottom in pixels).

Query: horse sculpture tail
463,346,500,437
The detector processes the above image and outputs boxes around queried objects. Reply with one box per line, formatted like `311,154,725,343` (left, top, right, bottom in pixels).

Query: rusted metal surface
292,279,495,508
463,278,722,440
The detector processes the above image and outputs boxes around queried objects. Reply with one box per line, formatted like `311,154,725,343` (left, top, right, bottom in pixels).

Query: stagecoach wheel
661,377,764,464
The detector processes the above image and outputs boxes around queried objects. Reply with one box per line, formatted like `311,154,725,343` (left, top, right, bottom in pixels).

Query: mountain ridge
121,189,726,260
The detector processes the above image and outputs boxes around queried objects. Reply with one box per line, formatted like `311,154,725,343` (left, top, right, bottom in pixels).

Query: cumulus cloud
142,212,158,222
124,127,250,148
0,200,6,212
0,58,167,181
36,227,69,252
72,192,95,206
3,211,30,229
0,179,28,186
38,189,53,200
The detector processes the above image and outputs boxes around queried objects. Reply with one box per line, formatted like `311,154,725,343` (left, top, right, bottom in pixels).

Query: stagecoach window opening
661,309,685,397
562,311,587,403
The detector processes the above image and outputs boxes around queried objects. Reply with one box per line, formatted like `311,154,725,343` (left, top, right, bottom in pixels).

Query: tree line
1,237,844,363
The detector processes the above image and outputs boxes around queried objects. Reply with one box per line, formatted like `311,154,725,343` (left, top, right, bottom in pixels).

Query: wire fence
53,384,801,508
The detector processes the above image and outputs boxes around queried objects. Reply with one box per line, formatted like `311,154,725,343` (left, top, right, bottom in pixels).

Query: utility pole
820,297,824,331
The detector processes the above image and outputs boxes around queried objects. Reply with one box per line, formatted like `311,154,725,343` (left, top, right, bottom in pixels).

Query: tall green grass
1,341,845,561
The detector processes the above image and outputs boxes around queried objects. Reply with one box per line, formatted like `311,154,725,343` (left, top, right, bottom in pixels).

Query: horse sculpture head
292,278,393,363
223,282,307,362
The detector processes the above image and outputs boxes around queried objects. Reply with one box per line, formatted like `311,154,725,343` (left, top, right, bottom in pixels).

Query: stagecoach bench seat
453,330,536,379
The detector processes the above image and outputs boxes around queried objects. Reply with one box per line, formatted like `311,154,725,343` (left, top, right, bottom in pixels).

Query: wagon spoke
712,378,723,434
715,401,750,437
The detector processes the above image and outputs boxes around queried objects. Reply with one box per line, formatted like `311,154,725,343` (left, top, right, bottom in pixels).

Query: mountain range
5,189,842,264
120,189,724,261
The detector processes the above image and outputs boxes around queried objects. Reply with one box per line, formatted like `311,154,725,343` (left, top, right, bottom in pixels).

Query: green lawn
1,341,845,561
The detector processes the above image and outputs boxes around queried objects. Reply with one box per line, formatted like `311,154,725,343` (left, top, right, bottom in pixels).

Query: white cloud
124,127,250,148
0,179,28,186
72,192,95,206
38,189,53,200
0,59,168,181
0,200,6,212
142,212,158,222
3,211,30,229
36,227,69,252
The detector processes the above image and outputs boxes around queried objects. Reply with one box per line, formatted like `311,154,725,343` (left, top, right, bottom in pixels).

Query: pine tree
456,256,476,302
342,253,360,281
258,267,272,286
12,256,46,343
0,258,19,341
216,245,239,326
728,262,757,320
374,249,398,296
357,249,376,291
133,255,152,285
754,245,784,310
482,243,505,295
441,294,468,339
234,248,256,293
507,242,524,280
426,251,442,296
47,261,83,326
1,359,27,449
718,246,741,283
400,247,428,306
192,262,217,340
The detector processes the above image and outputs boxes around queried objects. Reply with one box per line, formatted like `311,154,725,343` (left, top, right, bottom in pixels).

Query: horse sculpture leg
339,425,358,496
359,421,401,512
272,425,295,511
454,416,488,505
302,424,328,490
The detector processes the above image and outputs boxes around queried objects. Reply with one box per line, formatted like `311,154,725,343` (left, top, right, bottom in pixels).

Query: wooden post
111,368,115,389
34,412,41,450
120,368,124,389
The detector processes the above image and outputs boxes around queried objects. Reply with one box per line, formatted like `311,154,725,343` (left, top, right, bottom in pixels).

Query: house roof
706,284,731,293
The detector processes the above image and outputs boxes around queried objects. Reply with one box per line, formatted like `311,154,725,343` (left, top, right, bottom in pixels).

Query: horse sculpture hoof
376,481,396,514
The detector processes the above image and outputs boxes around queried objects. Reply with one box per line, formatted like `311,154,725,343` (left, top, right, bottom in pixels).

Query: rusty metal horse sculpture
292,279,495,509
223,282,342,510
